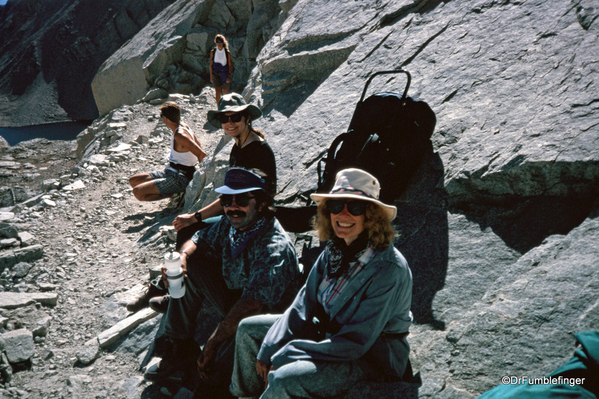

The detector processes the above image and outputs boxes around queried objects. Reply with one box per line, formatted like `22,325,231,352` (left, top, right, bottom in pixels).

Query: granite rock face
234,0,598,396
0,0,175,126
91,0,292,115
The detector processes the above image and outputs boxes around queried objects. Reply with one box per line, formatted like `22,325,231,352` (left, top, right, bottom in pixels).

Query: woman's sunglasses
217,113,243,124
216,40,223,43
326,199,367,216
219,193,255,208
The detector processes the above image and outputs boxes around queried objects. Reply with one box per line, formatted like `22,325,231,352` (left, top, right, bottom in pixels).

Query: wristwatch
194,211,202,222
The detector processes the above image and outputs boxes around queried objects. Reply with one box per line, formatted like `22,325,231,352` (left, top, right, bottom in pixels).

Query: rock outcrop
0,0,175,126
91,0,293,115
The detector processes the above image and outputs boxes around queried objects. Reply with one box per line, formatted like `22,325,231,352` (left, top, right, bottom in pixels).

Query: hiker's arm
173,130,206,162
172,199,224,231
227,52,233,83
198,296,264,378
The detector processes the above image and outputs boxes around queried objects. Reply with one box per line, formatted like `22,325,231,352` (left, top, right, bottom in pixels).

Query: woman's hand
256,360,274,388
172,213,197,232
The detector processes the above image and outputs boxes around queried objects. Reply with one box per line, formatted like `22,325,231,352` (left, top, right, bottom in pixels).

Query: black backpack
317,70,436,203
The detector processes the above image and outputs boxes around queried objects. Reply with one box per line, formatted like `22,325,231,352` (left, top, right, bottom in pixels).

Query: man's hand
173,213,197,232
226,76,231,84
256,360,274,388
197,339,218,380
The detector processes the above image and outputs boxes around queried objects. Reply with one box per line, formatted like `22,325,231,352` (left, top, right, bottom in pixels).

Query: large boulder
229,0,598,397
91,0,288,115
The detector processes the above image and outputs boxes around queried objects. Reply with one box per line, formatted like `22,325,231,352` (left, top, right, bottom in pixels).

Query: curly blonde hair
312,199,396,248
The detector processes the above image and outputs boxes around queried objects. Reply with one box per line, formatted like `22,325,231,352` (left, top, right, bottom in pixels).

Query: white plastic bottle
164,251,185,299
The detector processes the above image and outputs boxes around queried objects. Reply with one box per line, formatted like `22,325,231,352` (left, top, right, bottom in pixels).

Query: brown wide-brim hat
207,93,263,128
310,168,397,221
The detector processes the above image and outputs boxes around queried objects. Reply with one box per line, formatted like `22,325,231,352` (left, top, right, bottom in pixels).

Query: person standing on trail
210,34,233,105
129,101,206,204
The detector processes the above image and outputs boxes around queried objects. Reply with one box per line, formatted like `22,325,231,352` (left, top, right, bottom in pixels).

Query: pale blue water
0,121,90,146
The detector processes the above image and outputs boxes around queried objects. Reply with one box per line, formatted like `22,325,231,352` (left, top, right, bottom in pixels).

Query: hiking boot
149,294,171,313
126,282,165,313
144,338,200,382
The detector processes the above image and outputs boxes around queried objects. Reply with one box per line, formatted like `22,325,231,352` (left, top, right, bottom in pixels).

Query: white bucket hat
310,168,397,221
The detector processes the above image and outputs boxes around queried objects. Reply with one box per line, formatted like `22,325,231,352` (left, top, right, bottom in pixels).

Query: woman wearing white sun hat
230,168,413,399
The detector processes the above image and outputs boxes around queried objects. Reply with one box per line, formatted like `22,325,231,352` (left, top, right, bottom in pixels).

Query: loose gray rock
1,328,35,363
0,292,58,309
17,232,35,247
0,352,12,383
0,223,18,239
0,245,44,271
0,238,18,249
11,262,32,278
76,339,100,366
41,179,59,191
122,376,144,399
32,316,52,337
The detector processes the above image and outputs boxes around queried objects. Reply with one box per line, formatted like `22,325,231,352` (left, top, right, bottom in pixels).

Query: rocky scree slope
0,91,228,398
88,0,599,397
0,0,175,126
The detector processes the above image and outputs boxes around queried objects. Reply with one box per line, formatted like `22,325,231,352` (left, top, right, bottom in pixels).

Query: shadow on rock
395,151,449,329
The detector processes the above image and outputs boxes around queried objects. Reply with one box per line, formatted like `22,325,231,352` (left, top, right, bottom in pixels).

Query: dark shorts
149,167,191,197
212,73,230,90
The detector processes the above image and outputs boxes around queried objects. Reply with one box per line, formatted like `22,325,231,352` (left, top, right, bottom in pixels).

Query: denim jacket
257,244,413,379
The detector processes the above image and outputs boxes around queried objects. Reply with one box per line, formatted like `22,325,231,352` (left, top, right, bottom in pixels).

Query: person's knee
129,175,139,188
267,361,316,397
132,185,150,201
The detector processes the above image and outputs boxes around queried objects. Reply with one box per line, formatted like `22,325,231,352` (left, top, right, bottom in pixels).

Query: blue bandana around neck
228,216,268,260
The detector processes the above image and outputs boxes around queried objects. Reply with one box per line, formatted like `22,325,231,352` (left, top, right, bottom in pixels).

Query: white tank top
168,125,199,166
214,48,227,66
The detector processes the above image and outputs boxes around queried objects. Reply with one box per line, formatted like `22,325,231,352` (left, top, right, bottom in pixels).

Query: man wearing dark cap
145,168,301,398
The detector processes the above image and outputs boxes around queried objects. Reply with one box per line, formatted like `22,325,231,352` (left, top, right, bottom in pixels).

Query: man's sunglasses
220,193,255,208
217,113,243,124
326,199,368,216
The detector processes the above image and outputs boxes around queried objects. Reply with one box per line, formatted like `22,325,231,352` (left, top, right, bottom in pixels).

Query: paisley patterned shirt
192,215,300,310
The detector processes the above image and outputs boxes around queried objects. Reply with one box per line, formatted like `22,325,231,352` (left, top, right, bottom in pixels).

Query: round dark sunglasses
326,199,367,216
219,193,255,208
217,113,243,124
216,40,223,43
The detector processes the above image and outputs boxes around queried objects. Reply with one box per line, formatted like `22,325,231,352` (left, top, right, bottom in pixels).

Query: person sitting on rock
172,93,276,243
210,34,233,105
144,168,301,399
126,94,276,313
129,101,206,203
230,168,413,399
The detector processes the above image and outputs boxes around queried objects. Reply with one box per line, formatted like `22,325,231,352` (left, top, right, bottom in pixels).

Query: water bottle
164,251,185,299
